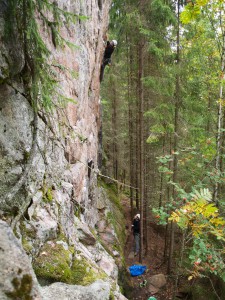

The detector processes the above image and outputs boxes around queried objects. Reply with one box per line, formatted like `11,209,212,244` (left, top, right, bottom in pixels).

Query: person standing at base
132,214,140,256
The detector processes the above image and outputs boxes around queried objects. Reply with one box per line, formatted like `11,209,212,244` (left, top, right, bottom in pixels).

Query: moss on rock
109,291,115,300
98,179,122,211
42,186,53,203
22,237,33,255
98,179,126,255
20,221,37,240
19,221,37,255
33,239,106,285
5,274,33,300
33,241,72,283
71,257,106,285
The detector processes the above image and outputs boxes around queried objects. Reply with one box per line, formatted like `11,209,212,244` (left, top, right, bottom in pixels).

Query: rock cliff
0,0,127,299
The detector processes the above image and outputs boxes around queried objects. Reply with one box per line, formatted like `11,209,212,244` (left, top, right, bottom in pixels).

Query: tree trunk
213,35,225,204
128,35,134,218
168,0,181,275
135,45,140,210
164,133,172,259
138,39,144,263
159,136,166,208
112,81,118,180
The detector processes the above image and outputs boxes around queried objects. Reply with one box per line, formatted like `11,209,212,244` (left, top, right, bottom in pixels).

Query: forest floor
122,196,178,300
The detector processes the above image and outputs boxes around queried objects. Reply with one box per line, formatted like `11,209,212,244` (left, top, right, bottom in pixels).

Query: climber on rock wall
100,40,117,82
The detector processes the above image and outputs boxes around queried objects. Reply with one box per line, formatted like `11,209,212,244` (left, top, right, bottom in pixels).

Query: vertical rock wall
0,1,128,299
0,0,109,224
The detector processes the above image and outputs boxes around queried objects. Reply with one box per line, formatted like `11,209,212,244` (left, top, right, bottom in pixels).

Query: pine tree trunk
128,36,134,218
213,38,225,204
168,0,181,274
138,39,144,263
159,136,166,207
206,86,212,134
112,82,118,180
135,47,140,210
143,54,148,255
164,133,172,259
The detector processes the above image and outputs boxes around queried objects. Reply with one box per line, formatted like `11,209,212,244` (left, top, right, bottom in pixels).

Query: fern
191,188,212,202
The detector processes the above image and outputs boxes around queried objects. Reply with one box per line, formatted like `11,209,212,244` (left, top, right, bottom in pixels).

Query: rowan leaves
169,189,225,280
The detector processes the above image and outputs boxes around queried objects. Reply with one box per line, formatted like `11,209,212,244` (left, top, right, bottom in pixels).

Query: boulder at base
0,220,42,300
41,280,111,300
148,274,167,294
149,274,167,288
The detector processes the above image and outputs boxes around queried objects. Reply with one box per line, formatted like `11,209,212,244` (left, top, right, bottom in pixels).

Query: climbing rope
76,157,139,191
97,171,139,190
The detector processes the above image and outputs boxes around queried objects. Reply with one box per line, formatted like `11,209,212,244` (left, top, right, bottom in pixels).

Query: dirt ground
122,197,176,300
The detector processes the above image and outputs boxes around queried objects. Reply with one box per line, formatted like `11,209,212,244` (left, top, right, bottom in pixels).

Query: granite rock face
0,0,110,240
0,0,108,218
0,0,128,299
41,280,111,300
0,221,42,300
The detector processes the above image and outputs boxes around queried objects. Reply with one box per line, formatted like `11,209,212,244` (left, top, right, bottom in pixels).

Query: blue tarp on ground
129,265,147,276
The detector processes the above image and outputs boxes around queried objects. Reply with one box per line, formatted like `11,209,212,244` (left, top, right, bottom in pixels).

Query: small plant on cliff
6,0,86,111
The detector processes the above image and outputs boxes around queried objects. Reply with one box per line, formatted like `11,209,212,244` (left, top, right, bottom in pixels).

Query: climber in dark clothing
132,214,140,256
100,40,117,82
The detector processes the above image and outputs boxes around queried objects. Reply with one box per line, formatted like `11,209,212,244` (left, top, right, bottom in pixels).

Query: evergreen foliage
102,0,225,292
6,0,85,111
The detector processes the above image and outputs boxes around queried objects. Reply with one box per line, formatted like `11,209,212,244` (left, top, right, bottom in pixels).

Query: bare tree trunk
168,0,181,275
206,86,212,134
128,35,134,218
112,82,118,180
143,57,148,256
213,36,225,204
159,135,166,207
135,45,140,211
220,110,225,197
164,133,172,259
138,39,144,263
